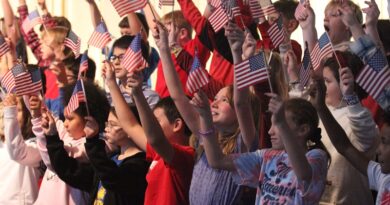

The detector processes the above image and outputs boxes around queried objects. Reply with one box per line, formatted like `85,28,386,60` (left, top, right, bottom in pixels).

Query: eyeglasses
109,54,125,62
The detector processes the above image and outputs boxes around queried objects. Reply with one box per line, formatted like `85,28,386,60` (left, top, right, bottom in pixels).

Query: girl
1,95,42,205
44,80,149,205
153,21,260,204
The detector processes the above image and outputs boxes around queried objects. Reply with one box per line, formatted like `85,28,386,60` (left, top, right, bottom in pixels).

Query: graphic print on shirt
94,183,106,205
381,188,390,205
259,155,295,204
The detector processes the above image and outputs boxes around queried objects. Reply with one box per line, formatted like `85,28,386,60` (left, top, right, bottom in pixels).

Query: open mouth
324,25,330,32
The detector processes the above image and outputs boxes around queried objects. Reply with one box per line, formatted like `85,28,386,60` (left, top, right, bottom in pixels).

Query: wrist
343,94,359,106
198,126,216,138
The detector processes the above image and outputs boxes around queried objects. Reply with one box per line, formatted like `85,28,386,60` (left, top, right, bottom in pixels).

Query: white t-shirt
233,149,328,205
367,161,390,205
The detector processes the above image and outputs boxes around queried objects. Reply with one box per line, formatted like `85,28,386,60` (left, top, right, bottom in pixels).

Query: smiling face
210,87,238,131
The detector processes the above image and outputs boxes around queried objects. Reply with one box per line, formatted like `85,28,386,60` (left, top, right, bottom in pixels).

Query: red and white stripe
110,0,147,17
209,6,229,32
357,64,390,99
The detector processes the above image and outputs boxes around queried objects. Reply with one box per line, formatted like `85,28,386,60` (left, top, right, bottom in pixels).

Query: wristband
198,127,216,138
343,94,359,106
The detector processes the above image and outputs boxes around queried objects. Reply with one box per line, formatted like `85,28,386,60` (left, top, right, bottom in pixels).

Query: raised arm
226,23,258,150
1,0,15,30
3,95,41,167
296,2,317,52
360,0,384,53
310,78,369,175
143,4,160,33
85,0,103,28
129,71,175,163
102,61,147,151
152,22,200,133
268,93,313,182
190,90,236,171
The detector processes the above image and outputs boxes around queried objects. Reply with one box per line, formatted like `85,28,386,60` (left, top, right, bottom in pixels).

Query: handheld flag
235,52,269,89
0,35,10,57
64,80,86,116
78,51,89,78
121,33,147,73
186,51,209,94
267,16,287,48
110,0,147,17
310,32,333,70
88,22,112,49
22,10,43,33
64,30,81,58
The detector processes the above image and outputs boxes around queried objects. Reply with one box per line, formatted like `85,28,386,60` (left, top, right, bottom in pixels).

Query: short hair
62,80,110,133
111,35,150,60
326,0,362,24
110,105,141,124
118,13,149,36
154,97,191,137
63,54,97,81
161,11,193,38
274,0,299,20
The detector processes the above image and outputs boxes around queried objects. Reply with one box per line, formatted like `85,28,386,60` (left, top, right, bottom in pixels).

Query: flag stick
148,1,158,21
263,50,274,93
79,79,91,116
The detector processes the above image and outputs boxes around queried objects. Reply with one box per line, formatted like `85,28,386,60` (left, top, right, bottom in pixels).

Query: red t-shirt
155,38,210,98
145,143,195,205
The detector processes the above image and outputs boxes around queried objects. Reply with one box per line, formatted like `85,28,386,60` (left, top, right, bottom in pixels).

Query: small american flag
310,32,333,70
0,35,10,57
110,0,147,17
221,0,240,20
235,52,269,89
186,51,209,94
1,70,15,93
64,80,86,116
299,47,312,87
209,6,229,32
13,65,42,96
121,33,147,73
260,0,277,16
356,49,390,99
267,16,287,48
78,51,89,78
250,0,265,22
294,0,306,20
88,22,112,49
159,0,174,9
22,10,43,33
64,30,81,58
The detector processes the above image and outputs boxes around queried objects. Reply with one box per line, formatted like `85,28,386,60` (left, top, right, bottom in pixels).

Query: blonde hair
41,26,74,59
268,52,289,100
161,11,193,38
325,0,362,24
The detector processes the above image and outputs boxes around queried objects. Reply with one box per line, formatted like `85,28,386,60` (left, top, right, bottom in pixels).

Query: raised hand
189,89,211,118
84,116,99,138
152,20,169,51
125,70,144,95
42,111,57,136
102,61,116,84
3,94,17,107
284,50,299,83
242,29,256,60
362,0,380,28
266,93,286,125
297,1,315,31
339,67,354,96
29,95,43,118
308,78,327,110
225,22,245,53
49,61,68,88
339,2,360,28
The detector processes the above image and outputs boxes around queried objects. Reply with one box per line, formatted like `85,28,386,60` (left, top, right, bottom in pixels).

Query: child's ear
173,118,184,133
179,28,189,41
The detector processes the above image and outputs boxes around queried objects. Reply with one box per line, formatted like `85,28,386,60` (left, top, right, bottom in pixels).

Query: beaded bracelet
198,127,216,138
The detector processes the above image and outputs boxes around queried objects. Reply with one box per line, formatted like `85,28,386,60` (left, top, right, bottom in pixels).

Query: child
103,60,194,205
106,35,160,108
310,77,390,205
153,21,262,204
1,95,42,205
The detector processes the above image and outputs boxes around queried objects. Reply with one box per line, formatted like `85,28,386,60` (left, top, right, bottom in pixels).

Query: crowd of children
0,0,390,204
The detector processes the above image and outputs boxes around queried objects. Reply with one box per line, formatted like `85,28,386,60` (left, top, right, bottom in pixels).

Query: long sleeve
46,133,94,191
31,116,56,171
84,137,148,193
347,103,379,152
4,106,41,167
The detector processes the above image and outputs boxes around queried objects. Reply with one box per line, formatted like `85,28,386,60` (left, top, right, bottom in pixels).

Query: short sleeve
297,149,328,202
368,160,383,191
232,150,264,188
165,144,195,169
